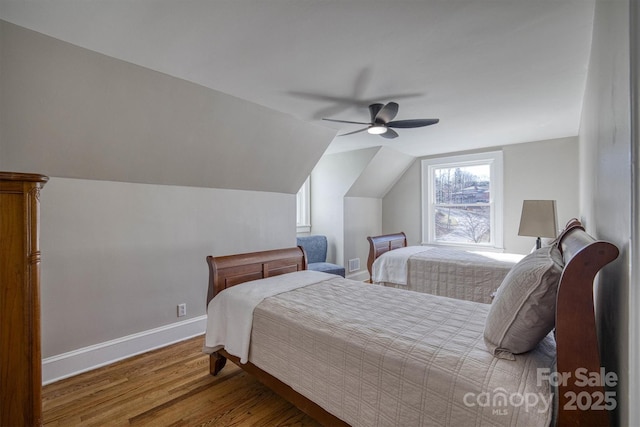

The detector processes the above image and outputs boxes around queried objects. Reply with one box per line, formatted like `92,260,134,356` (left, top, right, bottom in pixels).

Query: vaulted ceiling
0,0,595,157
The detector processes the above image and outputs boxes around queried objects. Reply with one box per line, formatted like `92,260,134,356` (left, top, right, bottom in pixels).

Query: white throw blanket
371,245,432,285
204,270,332,363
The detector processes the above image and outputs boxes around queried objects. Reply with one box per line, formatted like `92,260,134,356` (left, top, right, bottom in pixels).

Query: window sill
296,225,311,233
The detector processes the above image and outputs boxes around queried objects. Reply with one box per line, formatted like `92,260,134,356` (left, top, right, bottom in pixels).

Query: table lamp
518,200,558,249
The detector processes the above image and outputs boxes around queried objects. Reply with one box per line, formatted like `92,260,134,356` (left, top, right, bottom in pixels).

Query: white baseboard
42,315,207,385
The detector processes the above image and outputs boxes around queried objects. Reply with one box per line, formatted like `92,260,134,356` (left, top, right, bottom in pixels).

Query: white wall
38,178,295,379
382,160,422,245
579,0,634,424
310,148,379,267
310,147,411,280
502,137,580,252
631,3,640,425
39,179,296,352
342,148,412,280
344,197,381,281
383,137,580,254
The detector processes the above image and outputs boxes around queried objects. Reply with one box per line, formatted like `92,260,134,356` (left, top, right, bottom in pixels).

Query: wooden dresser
1,172,48,426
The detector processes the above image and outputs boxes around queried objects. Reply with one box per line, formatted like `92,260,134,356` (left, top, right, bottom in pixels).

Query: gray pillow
484,245,564,360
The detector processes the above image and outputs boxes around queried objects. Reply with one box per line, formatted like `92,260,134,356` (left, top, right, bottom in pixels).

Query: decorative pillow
484,245,564,360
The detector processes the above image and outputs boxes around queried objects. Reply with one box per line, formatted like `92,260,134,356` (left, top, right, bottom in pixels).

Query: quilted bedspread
374,247,524,303
246,275,555,427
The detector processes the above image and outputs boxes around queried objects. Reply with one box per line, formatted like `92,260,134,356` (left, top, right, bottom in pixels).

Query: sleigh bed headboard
555,223,618,426
366,231,407,281
206,246,308,307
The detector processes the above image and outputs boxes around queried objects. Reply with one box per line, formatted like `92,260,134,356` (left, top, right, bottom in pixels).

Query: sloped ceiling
0,20,334,193
346,148,414,198
0,0,595,157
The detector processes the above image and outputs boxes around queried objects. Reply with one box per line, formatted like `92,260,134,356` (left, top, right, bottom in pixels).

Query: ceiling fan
322,102,439,139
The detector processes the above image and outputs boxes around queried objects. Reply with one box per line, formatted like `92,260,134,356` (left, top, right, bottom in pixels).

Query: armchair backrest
296,235,328,264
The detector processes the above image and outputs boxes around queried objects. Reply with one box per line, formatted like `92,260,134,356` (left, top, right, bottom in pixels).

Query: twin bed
204,223,617,426
367,232,524,303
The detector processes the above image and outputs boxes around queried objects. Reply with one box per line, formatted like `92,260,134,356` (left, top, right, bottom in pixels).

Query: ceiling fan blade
322,118,371,125
338,127,369,136
380,128,399,139
288,91,364,104
353,67,374,100
368,103,384,122
362,92,423,104
387,118,440,128
311,104,354,120
374,102,399,124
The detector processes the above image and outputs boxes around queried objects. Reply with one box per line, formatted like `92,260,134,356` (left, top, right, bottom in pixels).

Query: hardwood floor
43,335,322,426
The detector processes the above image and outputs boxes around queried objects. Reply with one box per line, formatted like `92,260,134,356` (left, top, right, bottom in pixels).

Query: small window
296,176,311,233
422,151,503,249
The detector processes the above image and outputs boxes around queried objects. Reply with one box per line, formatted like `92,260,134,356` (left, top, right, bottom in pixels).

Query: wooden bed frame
206,227,619,427
366,231,408,282
205,247,348,426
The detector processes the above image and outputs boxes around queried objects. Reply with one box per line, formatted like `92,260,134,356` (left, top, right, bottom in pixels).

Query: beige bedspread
374,247,523,303
246,275,554,427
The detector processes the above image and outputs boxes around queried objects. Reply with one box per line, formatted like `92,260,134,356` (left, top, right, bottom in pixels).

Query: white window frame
296,176,311,233
421,151,504,250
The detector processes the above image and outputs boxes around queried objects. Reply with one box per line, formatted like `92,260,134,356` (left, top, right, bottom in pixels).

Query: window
296,176,311,233
422,151,503,249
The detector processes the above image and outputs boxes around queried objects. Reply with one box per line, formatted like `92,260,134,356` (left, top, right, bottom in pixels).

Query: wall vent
348,258,360,272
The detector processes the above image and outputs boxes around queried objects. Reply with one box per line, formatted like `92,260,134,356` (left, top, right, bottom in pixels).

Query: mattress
373,246,524,303
207,272,555,427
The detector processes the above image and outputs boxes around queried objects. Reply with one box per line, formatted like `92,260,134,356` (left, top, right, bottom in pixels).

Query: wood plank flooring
42,335,322,426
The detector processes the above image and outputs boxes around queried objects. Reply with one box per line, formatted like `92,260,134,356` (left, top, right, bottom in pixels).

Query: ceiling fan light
368,125,387,135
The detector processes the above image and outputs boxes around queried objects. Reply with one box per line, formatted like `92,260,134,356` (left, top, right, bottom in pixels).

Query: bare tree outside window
433,165,491,244
423,151,503,248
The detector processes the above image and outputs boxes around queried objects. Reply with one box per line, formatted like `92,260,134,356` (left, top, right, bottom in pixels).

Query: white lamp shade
518,200,558,238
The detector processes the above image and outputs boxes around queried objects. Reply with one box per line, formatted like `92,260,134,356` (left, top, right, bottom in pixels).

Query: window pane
435,206,491,243
434,165,490,204
422,151,502,248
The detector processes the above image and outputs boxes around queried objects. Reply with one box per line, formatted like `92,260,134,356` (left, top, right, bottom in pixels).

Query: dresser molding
1,171,48,426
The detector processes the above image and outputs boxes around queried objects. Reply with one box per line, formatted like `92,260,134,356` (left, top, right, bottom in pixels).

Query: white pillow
484,245,564,360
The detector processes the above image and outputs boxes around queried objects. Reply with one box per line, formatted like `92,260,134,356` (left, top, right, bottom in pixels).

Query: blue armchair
296,235,346,277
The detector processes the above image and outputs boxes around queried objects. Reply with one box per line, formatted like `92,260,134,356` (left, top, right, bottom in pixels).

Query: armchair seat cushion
308,261,346,277
296,235,346,277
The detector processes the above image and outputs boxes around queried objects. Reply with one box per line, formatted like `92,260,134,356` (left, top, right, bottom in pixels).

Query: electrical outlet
177,303,186,317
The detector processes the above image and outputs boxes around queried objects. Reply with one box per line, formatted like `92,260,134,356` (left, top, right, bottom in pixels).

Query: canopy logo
462,388,551,414
462,367,618,415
